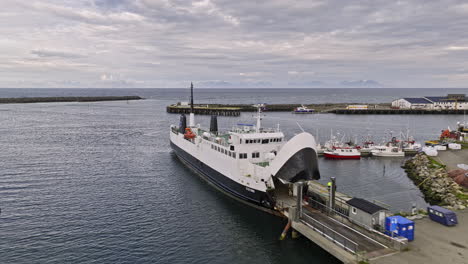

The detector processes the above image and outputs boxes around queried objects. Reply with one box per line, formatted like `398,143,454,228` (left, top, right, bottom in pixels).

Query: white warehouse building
392,94,468,110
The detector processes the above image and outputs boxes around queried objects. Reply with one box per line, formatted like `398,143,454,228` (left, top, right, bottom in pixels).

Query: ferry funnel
179,114,187,133
210,115,218,133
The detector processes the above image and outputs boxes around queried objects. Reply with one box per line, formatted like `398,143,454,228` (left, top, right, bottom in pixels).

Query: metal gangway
282,181,399,263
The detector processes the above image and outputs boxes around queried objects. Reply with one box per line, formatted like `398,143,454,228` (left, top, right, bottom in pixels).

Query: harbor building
346,198,390,231
391,94,468,110
391,98,433,109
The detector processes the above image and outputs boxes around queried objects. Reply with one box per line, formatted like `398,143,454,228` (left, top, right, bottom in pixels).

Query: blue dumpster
385,216,415,241
427,205,458,226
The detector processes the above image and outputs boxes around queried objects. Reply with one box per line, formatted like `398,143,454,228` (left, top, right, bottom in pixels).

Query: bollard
279,219,292,240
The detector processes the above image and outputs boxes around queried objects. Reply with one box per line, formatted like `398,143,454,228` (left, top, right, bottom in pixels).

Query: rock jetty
403,153,468,210
0,96,142,104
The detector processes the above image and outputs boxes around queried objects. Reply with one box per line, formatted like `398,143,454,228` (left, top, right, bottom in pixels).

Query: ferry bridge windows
239,153,247,159
252,152,260,158
243,138,283,144
210,144,238,159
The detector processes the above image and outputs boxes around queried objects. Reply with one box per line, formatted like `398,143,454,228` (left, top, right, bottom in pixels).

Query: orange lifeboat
184,128,196,140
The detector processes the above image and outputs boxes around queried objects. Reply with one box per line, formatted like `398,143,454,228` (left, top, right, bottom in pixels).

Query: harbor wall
0,96,142,104
167,103,468,115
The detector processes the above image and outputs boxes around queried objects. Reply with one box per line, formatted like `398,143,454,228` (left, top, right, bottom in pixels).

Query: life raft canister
184,128,196,139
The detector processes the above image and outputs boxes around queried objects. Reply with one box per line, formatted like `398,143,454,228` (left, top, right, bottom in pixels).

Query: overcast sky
1,0,468,88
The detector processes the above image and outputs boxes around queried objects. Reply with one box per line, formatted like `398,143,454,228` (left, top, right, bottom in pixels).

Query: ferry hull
170,141,275,210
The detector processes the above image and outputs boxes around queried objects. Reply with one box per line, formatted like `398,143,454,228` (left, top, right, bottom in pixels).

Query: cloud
1,1,468,88
31,2,145,25
100,73,113,81
31,49,86,59
239,72,270,77
445,46,468,51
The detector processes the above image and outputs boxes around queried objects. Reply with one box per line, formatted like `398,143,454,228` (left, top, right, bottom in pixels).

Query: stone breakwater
0,96,142,104
403,153,468,210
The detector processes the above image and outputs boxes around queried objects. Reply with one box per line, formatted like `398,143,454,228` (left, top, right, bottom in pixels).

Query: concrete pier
167,105,241,116
330,109,468,115
167,103,468,115
277,182,402,264
167,103,390,115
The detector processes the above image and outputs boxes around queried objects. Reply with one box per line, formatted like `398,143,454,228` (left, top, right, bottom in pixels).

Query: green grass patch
418,209,428,215
455,192,468,200
426,156,446,169
393,211,411,217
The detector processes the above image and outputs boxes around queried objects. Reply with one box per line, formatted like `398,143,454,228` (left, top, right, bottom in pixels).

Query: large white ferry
169,84,321,213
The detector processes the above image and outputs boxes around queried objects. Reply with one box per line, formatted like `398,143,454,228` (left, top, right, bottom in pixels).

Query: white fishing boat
400,131,422,154
371,145,404,157
358,136,376,155
170,84,321,213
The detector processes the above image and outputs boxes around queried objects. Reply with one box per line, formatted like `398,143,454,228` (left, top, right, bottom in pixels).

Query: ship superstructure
170,84,320,212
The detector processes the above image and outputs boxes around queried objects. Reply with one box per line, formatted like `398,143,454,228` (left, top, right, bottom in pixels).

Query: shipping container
427,205,458,226
385,216,415,241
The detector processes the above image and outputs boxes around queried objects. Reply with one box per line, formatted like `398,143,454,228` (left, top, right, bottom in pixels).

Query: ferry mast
189,82,195,127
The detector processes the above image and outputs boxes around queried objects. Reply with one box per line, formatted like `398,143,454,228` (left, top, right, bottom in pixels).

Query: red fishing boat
324,147,361,159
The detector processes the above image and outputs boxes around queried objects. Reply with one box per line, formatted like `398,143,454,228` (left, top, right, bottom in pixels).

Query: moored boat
293,105,315,113
324,147,361,159
371,145,404,157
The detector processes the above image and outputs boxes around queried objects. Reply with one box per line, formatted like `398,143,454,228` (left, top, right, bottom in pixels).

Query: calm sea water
1,88,467,263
